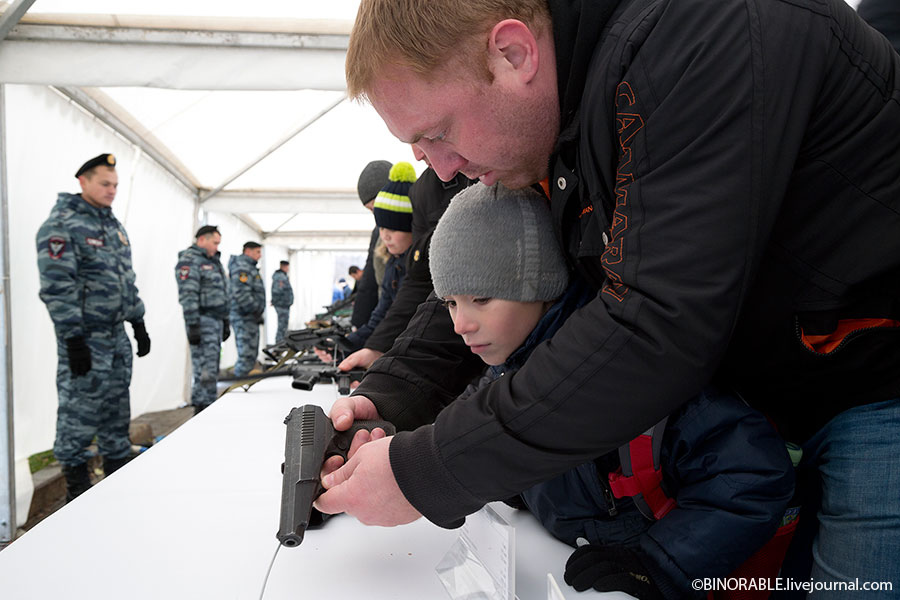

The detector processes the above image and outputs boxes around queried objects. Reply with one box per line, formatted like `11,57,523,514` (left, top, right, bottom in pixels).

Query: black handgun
276,404,395,547
291,366,366,395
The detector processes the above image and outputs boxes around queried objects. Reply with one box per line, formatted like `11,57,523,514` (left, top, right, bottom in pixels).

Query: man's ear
487,19,540,84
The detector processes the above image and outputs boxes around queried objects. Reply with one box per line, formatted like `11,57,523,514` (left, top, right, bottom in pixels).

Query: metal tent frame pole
0,83,16,546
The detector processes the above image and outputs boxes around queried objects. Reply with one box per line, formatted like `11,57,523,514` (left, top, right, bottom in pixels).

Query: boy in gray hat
429,183,795,600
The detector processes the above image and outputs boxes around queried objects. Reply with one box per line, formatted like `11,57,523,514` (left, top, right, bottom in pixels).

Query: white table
0,378,629,599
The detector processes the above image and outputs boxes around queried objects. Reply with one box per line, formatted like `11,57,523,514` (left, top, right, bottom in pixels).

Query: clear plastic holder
436,504,516,600
547,573,566,600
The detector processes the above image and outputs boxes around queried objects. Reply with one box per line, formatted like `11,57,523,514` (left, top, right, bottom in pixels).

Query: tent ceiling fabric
0,1,421,247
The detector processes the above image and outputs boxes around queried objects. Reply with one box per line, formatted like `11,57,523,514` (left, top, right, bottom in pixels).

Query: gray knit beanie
430,183,569,302
357,160,392,205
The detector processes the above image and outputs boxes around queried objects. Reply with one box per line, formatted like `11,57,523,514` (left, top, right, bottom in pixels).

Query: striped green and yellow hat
373,161,416,232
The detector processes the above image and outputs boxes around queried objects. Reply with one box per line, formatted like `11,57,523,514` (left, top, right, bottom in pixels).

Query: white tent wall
291,250,357,327
4,84,198,527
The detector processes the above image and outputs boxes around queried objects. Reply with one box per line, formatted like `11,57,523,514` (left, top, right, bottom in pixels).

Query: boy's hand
564,545,663,600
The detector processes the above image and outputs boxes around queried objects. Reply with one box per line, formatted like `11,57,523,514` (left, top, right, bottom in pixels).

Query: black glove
222,319,231,342
132,321,151,357
256,312,265,325
564,545,664,600
187,323,202,346
65,336,92,376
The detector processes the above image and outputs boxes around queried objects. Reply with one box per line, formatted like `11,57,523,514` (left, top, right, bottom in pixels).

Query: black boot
103,454,134,476
61,463,92,502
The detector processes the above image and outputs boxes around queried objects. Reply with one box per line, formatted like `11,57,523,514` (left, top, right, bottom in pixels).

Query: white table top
0,377,630,600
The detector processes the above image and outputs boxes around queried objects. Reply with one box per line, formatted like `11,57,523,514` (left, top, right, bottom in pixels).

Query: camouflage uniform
270,268,293,342
228,254,265,377
36,192,146,467
175,244,228,409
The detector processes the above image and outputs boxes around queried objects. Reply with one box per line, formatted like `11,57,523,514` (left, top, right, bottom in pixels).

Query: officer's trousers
53,324,132,466
274,306,290,342
232,317,260,378
188,314,223,409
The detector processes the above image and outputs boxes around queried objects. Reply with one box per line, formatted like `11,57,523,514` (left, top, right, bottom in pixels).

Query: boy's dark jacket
345,249,409,351
458,283,793,598
353,0,900,528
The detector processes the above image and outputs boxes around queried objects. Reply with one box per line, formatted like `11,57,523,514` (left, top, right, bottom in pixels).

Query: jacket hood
548,0,620,132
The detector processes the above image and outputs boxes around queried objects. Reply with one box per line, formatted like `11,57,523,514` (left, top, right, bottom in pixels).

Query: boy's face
444,295,547,366
379,227,413,256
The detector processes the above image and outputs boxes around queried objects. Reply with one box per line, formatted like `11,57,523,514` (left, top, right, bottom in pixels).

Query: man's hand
314,436,422,527
339,348,384,372
65,336,92,376
222,319,231,342
320,395,383,475
313,346,334,364
132,321,151,357
187,324,202,346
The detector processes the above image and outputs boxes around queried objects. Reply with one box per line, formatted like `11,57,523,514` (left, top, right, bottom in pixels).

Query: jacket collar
549,0,620,133
58,192,112,218
189,244,220,261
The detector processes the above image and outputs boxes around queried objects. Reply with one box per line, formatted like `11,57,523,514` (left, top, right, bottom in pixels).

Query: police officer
228,241,265,377
270,260,293,342
175,225,229,413
36,153,151,502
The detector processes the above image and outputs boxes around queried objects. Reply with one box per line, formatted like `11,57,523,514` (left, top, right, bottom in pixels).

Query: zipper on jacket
599,478,618,517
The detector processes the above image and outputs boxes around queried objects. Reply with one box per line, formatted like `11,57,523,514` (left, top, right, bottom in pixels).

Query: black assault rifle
291,366,366,395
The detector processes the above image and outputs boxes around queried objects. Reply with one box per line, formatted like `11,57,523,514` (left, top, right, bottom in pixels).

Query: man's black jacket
354,0,900,528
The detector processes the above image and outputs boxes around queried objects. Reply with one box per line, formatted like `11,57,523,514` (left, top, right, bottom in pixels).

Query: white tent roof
0,0,422,249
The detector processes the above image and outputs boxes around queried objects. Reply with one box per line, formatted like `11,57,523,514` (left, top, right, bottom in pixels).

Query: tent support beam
54,86,200,194
199,94,346,204
0,0,36,42
0,83,17,545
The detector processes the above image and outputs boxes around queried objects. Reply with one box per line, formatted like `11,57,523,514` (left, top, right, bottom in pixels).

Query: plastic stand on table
436,504,516,600
547,573,566,600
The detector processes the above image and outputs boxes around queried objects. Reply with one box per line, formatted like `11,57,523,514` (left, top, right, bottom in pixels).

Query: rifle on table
313,294,355,321
291,365,366,395
277,404,395,547
262,323,353,363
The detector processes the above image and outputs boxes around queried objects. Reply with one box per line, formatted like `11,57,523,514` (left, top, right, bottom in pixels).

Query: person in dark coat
338,165,476,370
342,162,417,351
350,160,392,328
319,1,900,594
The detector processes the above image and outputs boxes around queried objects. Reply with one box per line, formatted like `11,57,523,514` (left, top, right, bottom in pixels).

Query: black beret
75,153,116,178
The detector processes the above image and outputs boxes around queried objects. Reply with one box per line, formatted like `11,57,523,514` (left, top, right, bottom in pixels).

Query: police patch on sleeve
239,272,249,283
48,237,66,259
179,266,191,280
